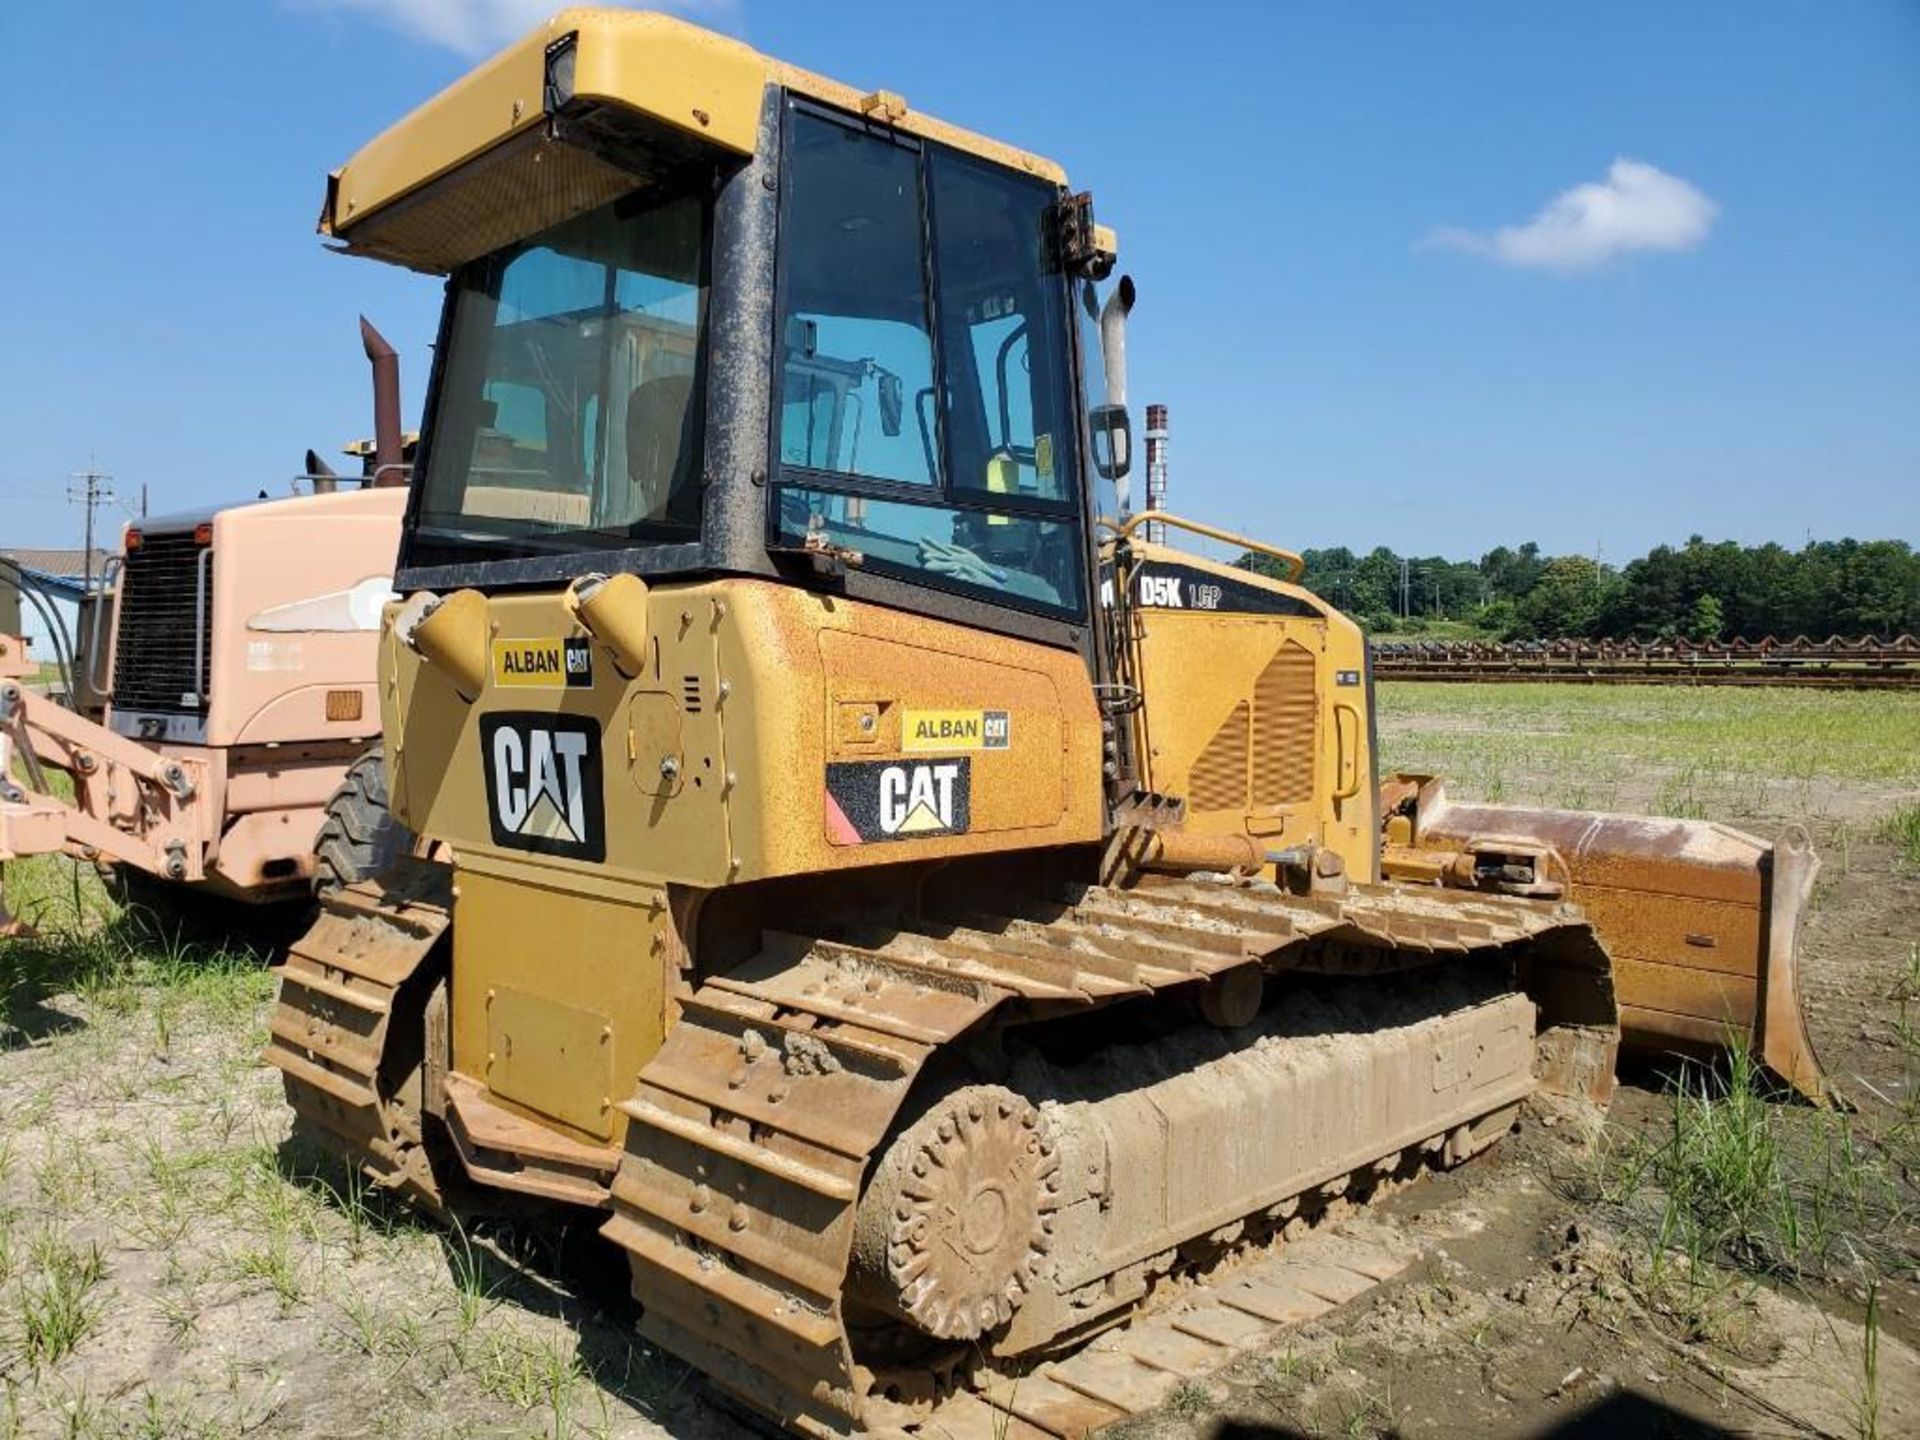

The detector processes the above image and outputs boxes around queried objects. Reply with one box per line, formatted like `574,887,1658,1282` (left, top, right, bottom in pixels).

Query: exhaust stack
1144,404,1168,544
1098,277,1136,512
305,449,339,495
359,316,405,487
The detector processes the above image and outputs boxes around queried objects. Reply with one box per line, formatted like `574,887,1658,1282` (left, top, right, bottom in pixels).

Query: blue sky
0,0,1914,565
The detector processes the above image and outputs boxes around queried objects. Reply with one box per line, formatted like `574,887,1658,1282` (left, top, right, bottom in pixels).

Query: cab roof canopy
323,7,1068,275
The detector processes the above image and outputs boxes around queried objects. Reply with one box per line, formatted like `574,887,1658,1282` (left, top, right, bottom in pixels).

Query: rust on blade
1383,774,1832,1104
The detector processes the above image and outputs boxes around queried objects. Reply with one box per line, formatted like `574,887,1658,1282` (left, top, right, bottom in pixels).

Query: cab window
772,105,1084,619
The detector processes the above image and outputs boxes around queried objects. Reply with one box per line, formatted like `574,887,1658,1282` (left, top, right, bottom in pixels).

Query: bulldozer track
923,1217,1422,1439
263,859,452,1214
602,875,1609,1437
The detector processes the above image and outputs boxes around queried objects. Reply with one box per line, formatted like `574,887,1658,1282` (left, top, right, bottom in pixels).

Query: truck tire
314,744,415,894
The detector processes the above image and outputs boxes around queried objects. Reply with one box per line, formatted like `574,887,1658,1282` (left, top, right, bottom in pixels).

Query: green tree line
1240,536,1920,642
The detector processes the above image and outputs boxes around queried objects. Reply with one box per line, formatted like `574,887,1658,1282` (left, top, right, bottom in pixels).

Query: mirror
1089,403,1132,482
878,369,903,437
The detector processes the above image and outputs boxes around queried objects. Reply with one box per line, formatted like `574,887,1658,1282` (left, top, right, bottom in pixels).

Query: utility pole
1400,557,1411,619
67,462,114,597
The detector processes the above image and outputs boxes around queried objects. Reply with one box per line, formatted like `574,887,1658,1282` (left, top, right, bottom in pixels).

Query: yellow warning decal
491,637,593,689
901,708,1010,753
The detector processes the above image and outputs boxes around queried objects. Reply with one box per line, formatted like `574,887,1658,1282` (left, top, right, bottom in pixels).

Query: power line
66,462,114,596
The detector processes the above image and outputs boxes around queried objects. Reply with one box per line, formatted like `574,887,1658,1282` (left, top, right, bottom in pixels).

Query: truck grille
111,531,212,714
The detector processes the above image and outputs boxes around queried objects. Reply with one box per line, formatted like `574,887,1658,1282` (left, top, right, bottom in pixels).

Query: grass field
0,682,1915,1437
1377,680,1920,825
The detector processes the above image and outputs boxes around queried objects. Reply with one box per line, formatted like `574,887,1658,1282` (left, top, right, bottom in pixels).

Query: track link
930,1219,1422,1439
263,858,451,1212
601,875,1614,1436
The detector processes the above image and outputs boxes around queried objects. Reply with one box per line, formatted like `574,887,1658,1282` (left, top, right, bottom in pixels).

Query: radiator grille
111,532,211,714
1185,639,1319,812
1188,700,1249,811
1251,643,1317,805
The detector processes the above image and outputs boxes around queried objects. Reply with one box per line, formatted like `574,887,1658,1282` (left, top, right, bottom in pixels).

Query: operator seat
625,374,701,528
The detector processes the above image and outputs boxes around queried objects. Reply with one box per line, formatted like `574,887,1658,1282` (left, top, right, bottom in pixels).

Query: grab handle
1333,702,1363,800
1115,511,1305,584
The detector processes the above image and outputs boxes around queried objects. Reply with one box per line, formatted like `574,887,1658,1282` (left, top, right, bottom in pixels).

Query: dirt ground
0,684,1915,1438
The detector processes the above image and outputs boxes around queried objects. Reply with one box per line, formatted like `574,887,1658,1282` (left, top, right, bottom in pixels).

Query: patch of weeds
446,1226,503,1336
215,1142,331,1258
1634,1235,1762,1353
9,1230,105,1370
1378,682,1920,857
1595,1033,1916,1349
153,1290,201,1346
123,1139,215,1250
331,1293,427,1375
0,854,273,1060
1315,1375,1398,1440
228,1235,304,1312
1884,943,1920,1168
1164,1379,1213,1418
464,1322,596,1434
121,1387,247,1440
1856,1282,1881,1440
289,1154,419,1263
1880,801,1920,870
1256,1342,1334,1414
334,1294,382,1359
143,935,274,1028
1653,763,1712,820
43,1378,102,1440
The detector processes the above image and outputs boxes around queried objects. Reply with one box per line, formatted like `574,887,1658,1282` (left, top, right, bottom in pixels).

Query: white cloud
1427,159,1719,274
304,0,735,57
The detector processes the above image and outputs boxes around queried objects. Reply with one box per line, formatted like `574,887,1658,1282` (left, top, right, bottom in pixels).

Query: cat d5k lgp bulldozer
267,12,1826,1436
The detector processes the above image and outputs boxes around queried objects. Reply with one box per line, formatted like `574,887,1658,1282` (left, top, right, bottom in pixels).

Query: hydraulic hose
0,558,78,701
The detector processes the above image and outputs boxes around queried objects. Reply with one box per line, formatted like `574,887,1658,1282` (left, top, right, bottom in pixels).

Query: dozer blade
1382,775,1830,1104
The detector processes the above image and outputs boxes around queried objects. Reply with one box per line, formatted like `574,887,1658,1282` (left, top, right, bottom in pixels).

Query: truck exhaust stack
359,316,404,486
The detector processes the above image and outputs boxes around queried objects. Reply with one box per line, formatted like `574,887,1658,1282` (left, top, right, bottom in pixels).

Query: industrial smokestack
359,316,405,487
1144,404,1169,545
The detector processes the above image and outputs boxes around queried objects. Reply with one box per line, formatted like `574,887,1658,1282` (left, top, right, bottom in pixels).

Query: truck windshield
409,183,710,562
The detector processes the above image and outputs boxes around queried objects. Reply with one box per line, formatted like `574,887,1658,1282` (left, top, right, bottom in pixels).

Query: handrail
191,547,213,708
86,556,121,699
1114,510,1305,584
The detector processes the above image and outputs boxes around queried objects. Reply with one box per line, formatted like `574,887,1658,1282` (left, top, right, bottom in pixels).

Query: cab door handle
1332,702,1363,800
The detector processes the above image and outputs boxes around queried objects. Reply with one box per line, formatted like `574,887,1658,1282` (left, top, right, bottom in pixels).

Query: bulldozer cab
348,20,1376,896
388,76,1100,637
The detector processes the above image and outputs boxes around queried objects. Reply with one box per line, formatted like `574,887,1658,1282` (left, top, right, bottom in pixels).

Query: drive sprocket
853,1085,1060,1341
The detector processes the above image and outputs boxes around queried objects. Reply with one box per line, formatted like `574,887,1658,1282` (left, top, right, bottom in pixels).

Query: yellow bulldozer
267,12,1827,1435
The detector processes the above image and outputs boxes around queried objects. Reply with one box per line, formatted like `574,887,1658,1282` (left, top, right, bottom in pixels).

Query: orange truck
0,321,414,924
